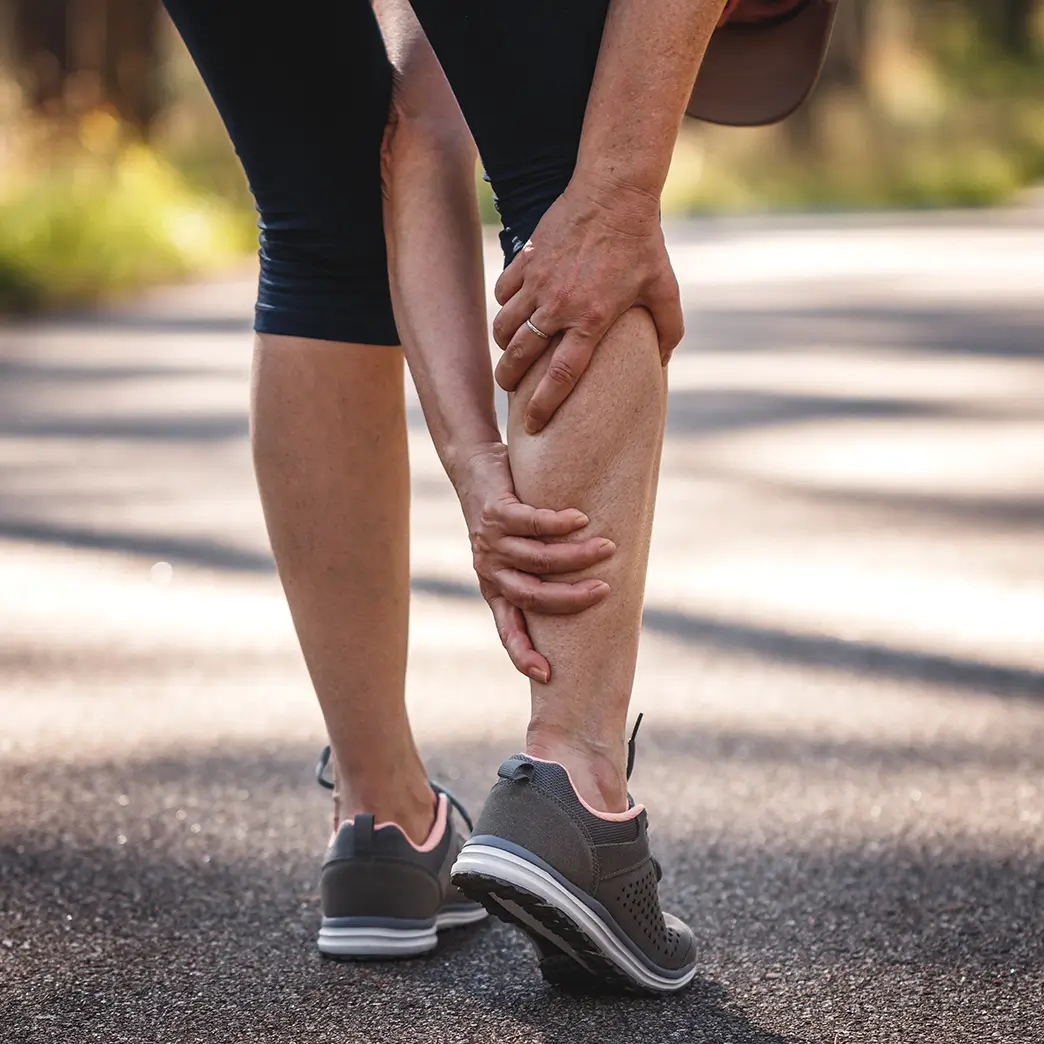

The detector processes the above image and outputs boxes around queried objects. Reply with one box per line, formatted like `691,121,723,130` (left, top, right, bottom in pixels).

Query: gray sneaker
314,747,487,958
450,722,698,994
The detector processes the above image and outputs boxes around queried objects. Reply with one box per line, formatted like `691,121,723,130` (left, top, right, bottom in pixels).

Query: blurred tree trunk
8,0,70,117
8,0,162,132
103,0,162,130
784,0,870,153
998,0,1037,55
958,0,1041,57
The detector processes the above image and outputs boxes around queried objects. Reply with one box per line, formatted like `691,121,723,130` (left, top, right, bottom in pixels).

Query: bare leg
250,337,435,844
251,6,492,847
508,308,667,813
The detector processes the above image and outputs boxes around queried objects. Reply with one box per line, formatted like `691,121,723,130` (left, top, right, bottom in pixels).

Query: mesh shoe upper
469,755,696,971
321,794,475,922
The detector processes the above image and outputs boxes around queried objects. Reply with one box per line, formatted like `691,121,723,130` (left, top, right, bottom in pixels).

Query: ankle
525,723,628,814
333,765,436,846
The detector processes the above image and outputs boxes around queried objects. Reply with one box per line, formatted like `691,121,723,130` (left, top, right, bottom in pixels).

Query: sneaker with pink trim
314,748,487,958
451,725,698,994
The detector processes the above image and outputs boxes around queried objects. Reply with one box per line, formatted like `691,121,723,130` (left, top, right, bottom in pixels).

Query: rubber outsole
317,905,488,959
451,843,697,996
485,891,623,995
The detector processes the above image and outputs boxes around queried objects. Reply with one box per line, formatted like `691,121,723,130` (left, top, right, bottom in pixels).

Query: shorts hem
254,307,400,347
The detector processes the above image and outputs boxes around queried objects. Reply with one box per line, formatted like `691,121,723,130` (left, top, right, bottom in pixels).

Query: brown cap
687,0,840,127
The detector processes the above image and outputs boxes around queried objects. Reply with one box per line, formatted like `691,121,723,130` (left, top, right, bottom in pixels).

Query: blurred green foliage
0,0,1042,309
0,115,255,311
662,0,1044,212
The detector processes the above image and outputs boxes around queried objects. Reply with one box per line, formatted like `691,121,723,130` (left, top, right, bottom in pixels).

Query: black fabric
407,0,610,260
161,0,610,346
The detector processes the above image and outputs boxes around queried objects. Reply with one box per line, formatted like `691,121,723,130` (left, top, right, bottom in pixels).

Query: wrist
444,436,507,492
565,167,662,233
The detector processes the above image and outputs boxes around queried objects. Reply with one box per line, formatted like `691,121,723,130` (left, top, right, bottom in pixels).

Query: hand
453,442,614,683
492,174,684,433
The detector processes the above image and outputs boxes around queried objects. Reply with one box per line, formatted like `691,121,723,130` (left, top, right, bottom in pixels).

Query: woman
160,0,792,994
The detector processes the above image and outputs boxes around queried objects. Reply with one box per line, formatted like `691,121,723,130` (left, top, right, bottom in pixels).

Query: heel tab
325,812,375,862
498,755,536,783
352,812,375,856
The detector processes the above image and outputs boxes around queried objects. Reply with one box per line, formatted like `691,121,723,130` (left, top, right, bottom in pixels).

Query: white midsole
317,906,487,957
453,843,697,993
318,924,436,957
435,906,489,930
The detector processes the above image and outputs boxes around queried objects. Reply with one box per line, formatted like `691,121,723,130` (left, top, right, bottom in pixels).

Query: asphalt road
1,212,1042,1043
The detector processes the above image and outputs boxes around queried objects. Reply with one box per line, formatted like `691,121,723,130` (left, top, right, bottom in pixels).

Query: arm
576,0,724,200
375,0,616,681
492,0,725,433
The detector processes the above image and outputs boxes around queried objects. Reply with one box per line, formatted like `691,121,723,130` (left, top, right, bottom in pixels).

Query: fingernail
529,667,549,684
589,581,610,596
573,513,590,527
524,416,538,434
598,539,615,553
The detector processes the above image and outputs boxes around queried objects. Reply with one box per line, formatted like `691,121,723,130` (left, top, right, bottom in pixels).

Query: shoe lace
625,713,661,883
431,782,474,832
314,745,473,832
626,712,644,781
315,745,335,790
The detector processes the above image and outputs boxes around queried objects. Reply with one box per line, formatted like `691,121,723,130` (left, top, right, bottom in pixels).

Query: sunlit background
1,2,1043,307
1,3,1042,1041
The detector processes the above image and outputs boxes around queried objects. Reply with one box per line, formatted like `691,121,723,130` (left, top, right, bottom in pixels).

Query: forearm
384,118,500,478
575,0,723,203
379,1,501,485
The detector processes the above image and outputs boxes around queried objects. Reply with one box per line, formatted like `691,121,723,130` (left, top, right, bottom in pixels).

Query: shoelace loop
315,745,473,832
626,712,644,781
431,782,474,833
315,745,335,790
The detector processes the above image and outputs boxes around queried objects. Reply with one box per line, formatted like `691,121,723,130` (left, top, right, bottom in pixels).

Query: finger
489,594,551,683
494,500,589,538
494,322,555,393
497,535,615,576
522,329,598,434
496,570,610,615
491,288,535,351
494,250,526,307
645,271,685,358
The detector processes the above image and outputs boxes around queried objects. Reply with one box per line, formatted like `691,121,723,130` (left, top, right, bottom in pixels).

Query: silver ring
525,317,550,340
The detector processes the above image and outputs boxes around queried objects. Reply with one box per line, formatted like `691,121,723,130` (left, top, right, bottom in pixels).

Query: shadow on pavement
0,412,249,442
684,304,1044,360
2,312,254,335
707,471,1044,534
641,606,1044,700
2,509,1041,702
664,388,973,438
0,357,246,384
0,388,992,445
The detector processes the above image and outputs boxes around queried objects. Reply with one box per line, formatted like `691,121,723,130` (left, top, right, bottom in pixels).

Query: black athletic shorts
162,0,610,346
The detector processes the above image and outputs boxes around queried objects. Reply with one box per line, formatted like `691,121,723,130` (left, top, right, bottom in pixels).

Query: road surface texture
1,212,1042,1043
